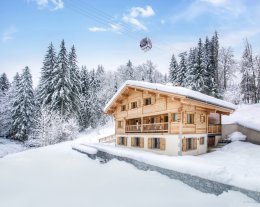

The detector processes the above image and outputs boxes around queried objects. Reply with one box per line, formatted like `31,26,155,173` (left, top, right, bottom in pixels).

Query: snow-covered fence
73,144,260,203
98,134,115,143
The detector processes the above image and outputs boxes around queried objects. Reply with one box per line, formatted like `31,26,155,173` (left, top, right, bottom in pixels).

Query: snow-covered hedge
227,132,246,142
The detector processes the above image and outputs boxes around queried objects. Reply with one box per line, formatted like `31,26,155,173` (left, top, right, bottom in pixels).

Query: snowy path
0,141,259,207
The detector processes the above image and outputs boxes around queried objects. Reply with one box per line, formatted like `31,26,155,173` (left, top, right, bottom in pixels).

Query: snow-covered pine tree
146,60,155,83
38,42,57,106
51,39,73,117
176,52,188,86
0,73,10,94
240,40,257,103
68,45,81,117
169,54,179,84
78,66,91,129
211,31,219,85
185,48,197,90
125,60,135,80
11,67,35,141
193,38,206,92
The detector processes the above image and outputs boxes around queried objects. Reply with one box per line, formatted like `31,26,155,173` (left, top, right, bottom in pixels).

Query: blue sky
1,0,260,85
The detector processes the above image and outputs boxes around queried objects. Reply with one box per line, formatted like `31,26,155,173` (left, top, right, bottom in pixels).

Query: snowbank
228,132,247,142
104,80,237,112
79,141,260,192
222,104,260,131
0,141,257,207
72,144,97,155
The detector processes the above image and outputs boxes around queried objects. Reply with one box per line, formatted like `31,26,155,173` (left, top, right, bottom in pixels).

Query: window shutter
148,138,152,149
126,104,129,110
193,138,197,150
131,137,134,146
117,137,120,145
124,137,127,146
182,138,186,152
138,100,141,107
160,138,166,150
140,138,144,148
183,112,187,124
177,113,181,122
151,96,155,104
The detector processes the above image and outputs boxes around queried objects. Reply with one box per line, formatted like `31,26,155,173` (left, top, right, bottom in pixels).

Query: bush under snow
228,132,246,142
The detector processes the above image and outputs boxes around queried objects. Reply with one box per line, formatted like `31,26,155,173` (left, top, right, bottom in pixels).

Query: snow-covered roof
104,80,237,112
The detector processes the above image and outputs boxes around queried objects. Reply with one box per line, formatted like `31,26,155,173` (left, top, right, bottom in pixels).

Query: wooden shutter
160,138,166,150
117,137,120,145
131,137,134,146
148,138,152,149
182,138,186,152
193,138,197,150
151,96,155,104
183,112,187,124
137,100,141,107
140,138,144,148
124,137,127,146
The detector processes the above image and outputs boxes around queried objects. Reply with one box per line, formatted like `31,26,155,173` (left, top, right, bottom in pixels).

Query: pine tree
185,48,197,89
68,45,81,117
177,52,188,86
169,54,179,84
240,40,257,103
51,39,72,117
38,42,57,106
11,67,35,141
255,56,260,102
0,73,10,94
126,60,134,80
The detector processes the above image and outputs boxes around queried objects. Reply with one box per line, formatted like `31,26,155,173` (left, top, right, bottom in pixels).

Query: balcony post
141,117,143,133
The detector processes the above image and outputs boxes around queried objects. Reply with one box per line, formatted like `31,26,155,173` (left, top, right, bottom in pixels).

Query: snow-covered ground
0,138,27,158
0,141,258,207
222,103,260,131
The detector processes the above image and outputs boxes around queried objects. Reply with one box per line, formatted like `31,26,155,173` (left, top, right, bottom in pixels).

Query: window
131,101,138,109
182,138,197,152
187,113,194,124
200,114,205,123
118,121,123,128
143,98,151,106
172,113,178,122
131,137,143,148
121,105,126,111
200,137,205,145
152,138,160,149
148,138,165,150
118,137,127,146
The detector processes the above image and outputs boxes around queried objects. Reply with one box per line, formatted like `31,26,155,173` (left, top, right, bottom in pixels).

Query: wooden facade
105,82,235,156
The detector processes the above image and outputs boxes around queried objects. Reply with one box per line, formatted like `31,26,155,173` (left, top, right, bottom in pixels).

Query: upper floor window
118,121,123,128
121,105,126,111
131,101,138,109
172,113,178,122
143,98,152,106
187,113,194,124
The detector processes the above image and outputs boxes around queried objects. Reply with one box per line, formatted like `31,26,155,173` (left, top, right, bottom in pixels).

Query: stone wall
222,124,260,145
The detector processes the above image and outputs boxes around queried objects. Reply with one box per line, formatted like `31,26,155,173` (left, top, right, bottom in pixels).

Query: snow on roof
104,80,237,112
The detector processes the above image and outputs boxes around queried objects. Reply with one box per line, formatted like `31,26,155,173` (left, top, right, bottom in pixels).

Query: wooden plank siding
113,88,228,135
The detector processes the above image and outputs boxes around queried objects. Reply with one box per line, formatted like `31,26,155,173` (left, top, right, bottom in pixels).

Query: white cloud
2,26,17,42
122,16,147,31
122,5,154,31
130,6,155,18
88,27,107,32
28,0,64,10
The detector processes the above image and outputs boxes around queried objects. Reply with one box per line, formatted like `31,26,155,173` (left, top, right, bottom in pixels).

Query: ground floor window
131,137,144,148
182,137,197,152
148,138,166,150
117,137,127,146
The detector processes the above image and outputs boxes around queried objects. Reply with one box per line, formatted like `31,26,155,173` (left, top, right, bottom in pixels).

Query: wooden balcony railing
208,124,221,134
125,124,141,132
125,123,169,133
143,122,168,132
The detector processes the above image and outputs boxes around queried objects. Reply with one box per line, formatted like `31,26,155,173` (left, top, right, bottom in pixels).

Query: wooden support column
168,112,171,134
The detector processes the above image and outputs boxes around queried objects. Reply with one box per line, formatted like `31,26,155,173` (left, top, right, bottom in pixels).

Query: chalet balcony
208,124,221,134
125,123,169,133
